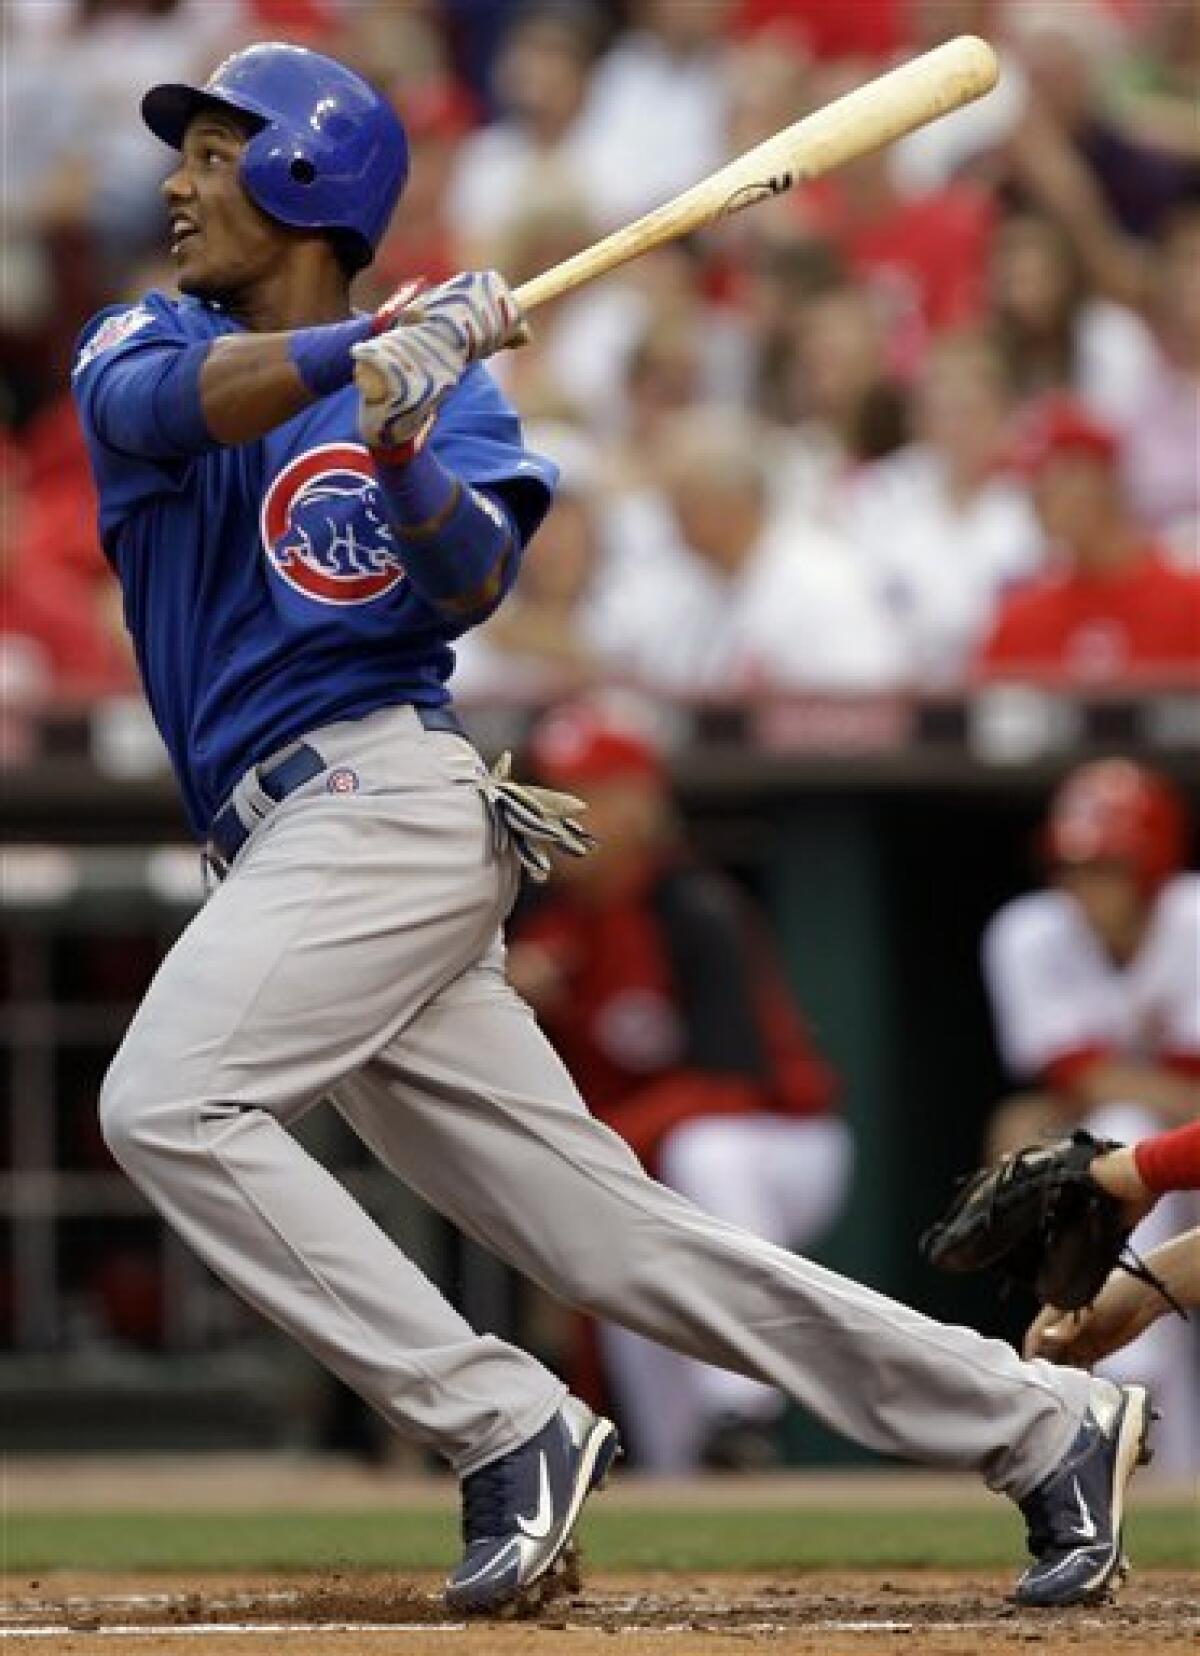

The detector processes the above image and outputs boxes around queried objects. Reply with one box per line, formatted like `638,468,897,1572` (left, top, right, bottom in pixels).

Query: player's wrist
366,417,433,468
288,316,374,398
1090,1145,1157,1230
372,443,459,530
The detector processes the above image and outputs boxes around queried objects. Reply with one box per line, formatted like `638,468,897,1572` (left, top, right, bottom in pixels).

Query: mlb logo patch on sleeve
73,306,155,376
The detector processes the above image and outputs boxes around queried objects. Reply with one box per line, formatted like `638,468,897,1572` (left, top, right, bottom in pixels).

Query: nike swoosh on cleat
516,1452,554,1541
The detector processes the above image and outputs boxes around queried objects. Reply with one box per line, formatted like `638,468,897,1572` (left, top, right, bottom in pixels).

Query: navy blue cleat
1014,1383,1152,1608
445,1397,621,1615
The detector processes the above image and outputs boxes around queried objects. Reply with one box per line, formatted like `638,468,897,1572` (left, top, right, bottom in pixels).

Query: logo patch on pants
326,767,360,795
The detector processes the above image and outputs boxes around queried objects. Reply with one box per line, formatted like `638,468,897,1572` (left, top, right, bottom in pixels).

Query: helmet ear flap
239,127,323,225
237,127,372,271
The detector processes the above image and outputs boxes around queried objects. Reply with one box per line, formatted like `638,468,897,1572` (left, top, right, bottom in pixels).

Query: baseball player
75,40,1149,1616
982,759,1200,1472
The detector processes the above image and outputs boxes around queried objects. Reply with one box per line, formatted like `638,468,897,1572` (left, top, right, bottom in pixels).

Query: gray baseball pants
100,704,1095,1491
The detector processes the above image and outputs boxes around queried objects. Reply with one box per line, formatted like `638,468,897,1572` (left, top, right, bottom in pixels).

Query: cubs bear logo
260,443,406,605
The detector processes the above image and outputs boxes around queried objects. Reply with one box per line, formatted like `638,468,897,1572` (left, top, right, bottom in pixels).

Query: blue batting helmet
142,42,408,270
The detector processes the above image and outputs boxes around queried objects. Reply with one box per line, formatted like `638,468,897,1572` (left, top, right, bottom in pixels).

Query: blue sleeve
374,447,519,620
428,363,558,549
72,296,211,463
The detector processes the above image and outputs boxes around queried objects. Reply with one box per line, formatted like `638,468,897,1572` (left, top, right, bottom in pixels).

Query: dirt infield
8,1463,1196,1651
4,1569,1198,1654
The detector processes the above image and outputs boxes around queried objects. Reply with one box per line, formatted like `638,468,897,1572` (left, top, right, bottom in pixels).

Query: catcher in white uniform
982,758,1200,1473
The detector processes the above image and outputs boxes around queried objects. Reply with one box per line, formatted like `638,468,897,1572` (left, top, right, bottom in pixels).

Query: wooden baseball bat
357,34,998,404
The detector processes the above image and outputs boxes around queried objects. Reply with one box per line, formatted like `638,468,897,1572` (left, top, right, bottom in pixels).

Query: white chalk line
614,1620,1200,1638
9,1617,1199,1640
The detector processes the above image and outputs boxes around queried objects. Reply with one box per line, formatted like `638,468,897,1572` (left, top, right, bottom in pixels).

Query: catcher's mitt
920,1130,1131,1311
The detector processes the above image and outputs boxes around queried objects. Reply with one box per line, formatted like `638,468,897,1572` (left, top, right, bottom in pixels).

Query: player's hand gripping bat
355,34,999,406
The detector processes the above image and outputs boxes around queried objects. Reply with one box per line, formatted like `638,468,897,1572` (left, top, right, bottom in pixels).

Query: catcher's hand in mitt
920,1130,1134,1312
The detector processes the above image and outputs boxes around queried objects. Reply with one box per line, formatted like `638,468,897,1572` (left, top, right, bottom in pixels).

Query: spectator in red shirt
509,699,852,1471
975,395,1200,684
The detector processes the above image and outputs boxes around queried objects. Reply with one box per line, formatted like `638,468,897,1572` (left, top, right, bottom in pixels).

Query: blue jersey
71,291,556,835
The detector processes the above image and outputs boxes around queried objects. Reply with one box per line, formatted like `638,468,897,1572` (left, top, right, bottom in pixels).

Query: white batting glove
480,751,597,884
418,270,528,359
354,314,466,451
354,271,526,453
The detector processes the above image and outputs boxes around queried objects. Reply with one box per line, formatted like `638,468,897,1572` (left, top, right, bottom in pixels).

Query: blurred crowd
2,0,1198,707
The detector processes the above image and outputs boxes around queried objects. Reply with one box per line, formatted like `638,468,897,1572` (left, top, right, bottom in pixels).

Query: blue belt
204,704,468,875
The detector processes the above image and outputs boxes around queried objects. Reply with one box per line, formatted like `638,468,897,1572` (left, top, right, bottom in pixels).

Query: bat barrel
358,35,999,404
514,35,998,313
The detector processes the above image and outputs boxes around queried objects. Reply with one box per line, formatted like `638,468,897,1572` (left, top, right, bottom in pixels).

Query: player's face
162,114,285,299
1056,861,1145,960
